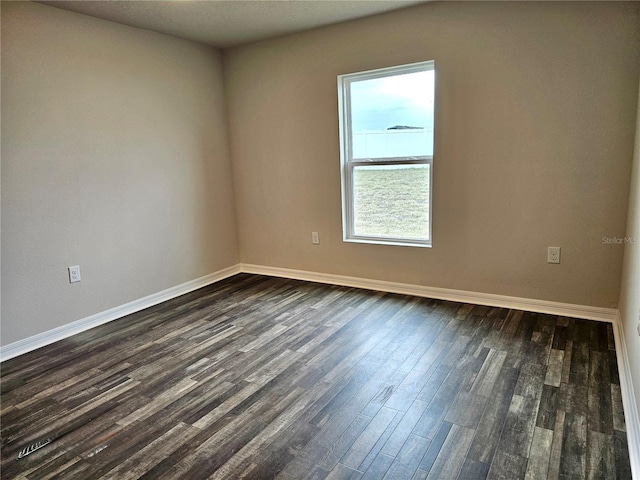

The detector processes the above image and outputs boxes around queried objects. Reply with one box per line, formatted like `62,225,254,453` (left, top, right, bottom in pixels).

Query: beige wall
2,1,639,348
224,1,639,308
1,2,239,345
620,79,640,420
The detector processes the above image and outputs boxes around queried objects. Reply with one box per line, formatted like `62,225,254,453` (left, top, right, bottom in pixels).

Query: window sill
343,237,432,248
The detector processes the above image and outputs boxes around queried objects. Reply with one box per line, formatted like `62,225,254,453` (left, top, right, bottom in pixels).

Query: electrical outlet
312,232,319,245
547,247,561,264
68,265,81,283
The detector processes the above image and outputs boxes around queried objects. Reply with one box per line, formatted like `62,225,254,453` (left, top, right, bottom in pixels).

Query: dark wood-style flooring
0,274,632,479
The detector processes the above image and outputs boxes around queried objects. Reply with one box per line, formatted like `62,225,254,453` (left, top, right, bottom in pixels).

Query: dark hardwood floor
0,274,632,479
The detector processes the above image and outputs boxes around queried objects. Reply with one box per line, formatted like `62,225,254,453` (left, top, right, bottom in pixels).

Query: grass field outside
353,165,430,240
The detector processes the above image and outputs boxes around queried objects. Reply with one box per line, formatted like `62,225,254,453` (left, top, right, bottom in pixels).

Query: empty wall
224,1,640,308
1,2,239,345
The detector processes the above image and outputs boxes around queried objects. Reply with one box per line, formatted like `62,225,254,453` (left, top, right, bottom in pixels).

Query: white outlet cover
68,265,81,283
547,247,561,264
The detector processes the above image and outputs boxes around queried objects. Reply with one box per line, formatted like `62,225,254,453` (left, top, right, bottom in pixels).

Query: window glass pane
353,164,430,240
350,70,434,159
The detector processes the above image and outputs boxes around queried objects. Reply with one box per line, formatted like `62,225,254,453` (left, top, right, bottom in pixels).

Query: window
338,61,435,247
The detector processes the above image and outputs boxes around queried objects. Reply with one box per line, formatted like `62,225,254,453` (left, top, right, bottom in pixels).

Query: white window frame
338,60,435,248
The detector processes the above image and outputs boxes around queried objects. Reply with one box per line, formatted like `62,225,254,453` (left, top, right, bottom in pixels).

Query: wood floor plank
355,411,402,474
425,424,474,480
524,426,553,480
384,369,436,413
470,348,507,397
276,441,329,480
116,377,198,427
487,451,527,480
209,386,311,479
411,401,447,442
312,361,408,451
326,463,364,480
559,412,587,479
587,351,613,435
97,422,200,480
496,363,545,459
585,430,615,480
561,338,574,384
310,379,364,428
340,407,399,470
614,430,633,480
317,414,372,471
443,390,488,429
417,420,452,474
378,399,429,459
361,453,394,480
546,409,566,480
544,349,564,387
536,384,559,431
383,433,431,480
466,365,519,464
611,384,626,433
558,382,588,417
458,458,490,480
0,274,632,479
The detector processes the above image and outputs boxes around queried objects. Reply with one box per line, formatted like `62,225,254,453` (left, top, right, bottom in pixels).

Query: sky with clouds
351,70,435,132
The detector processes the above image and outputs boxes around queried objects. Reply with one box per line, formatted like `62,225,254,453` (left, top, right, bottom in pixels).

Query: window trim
338,60,435,248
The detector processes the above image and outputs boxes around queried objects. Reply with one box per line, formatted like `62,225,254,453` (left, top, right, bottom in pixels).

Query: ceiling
37,1,430,49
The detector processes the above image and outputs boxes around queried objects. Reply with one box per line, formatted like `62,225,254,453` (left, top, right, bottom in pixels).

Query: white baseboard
613,312,640,479
240,264,618,322
0,264,242,362
2,263,618,362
